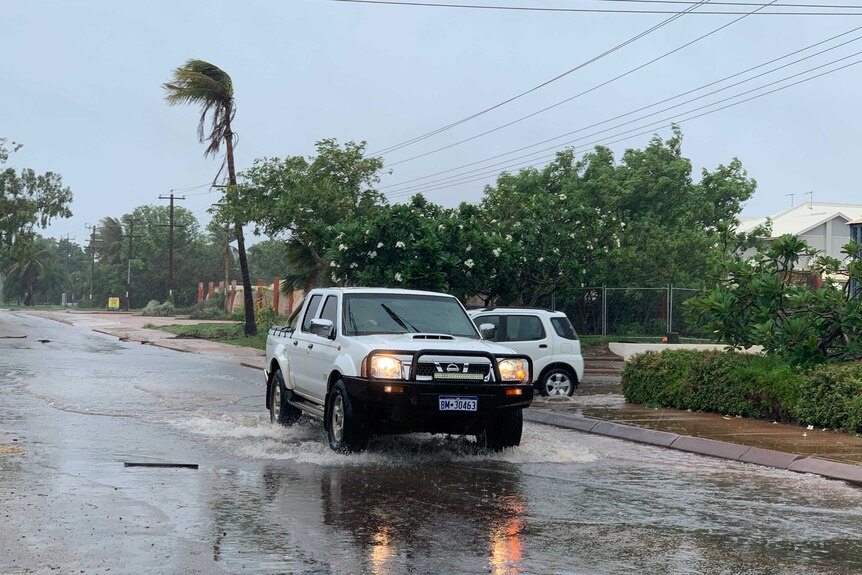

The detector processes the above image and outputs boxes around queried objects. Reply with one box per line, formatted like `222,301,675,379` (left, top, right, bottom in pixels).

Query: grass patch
146,322,267,350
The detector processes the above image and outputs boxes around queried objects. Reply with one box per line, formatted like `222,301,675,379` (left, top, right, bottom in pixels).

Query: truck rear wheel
477,409,523,451
327,380,369,453
270,368,302,426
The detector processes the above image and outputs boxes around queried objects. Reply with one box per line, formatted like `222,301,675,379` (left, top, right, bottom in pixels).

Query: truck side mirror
309,318,335,339
479,323,496,340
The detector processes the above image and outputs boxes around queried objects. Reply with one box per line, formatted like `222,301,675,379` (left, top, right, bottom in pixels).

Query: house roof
738,202,862,237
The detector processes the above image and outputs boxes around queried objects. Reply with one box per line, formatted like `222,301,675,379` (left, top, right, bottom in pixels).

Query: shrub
793,363,862,433
622,350,802,421
623,349,862,432
189,295,230,320
141,300,175,317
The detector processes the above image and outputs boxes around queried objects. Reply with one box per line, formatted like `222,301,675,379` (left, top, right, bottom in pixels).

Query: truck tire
477,409,523,451
327,380,369,453
270,368,302,426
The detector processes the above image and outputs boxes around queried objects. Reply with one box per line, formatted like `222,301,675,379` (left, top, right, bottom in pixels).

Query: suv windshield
343,293,479,337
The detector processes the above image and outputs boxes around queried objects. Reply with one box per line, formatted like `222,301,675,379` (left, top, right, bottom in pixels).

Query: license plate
439,396,477,411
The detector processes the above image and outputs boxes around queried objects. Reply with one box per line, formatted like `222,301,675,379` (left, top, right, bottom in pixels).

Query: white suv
468,308,584,396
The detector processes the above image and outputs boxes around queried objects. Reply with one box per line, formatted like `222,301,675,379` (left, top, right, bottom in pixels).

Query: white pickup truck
264,287,533,452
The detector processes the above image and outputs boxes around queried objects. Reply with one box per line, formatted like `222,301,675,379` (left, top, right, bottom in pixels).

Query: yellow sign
108,297,120,310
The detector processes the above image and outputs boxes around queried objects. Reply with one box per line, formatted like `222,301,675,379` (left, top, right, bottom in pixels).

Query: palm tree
7,244,49,306
163,59,256,335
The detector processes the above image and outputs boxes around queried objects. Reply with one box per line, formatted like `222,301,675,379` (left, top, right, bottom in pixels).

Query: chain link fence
543,286,710,340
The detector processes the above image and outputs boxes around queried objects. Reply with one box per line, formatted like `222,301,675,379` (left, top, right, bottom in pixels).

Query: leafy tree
0,138,73,259
164,59,256,335
686,235,862,366
246,239,291,284
224,139,386,290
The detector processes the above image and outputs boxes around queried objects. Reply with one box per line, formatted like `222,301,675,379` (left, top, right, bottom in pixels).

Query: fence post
601,284,607,337
667,284,672,334
273,277,280,315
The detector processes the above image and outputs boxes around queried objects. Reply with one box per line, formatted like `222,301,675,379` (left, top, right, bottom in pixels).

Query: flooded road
2,311,862,574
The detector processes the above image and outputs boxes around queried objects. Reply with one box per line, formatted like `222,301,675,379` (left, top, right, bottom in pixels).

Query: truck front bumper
341,376,533,435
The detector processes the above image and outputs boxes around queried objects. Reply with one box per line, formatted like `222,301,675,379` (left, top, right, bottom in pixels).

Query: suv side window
319,295,338,333
505,315,545,341
551,316,579,340
473,314,502,341
301,294,323,332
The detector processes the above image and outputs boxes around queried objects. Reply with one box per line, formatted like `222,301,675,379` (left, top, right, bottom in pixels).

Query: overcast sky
3,0,860,244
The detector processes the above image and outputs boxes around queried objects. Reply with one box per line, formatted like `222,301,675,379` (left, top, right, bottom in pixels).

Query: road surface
2,311,861,574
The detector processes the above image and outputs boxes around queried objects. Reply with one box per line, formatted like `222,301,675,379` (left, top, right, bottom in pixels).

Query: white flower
466,244,472,252
369,250,377,259
492,248,501,257
395,241,405,248
438,224,445,231
330,261,337,268
336,232,344,240
505,234,513,241
490,219,497,224
458,224,463,230
350,262,359,269
464,259,475,269
538,257,544,262
569,233,576,239
377,242,384,248
338,243,348,252
331,273,338,282
558,194,567,200
621,222,627,229
394,272,403,282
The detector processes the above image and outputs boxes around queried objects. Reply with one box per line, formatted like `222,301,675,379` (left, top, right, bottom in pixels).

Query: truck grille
414,362,491,379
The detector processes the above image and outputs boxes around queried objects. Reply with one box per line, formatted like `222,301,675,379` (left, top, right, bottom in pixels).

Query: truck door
304,294,341,402
289,293,322,398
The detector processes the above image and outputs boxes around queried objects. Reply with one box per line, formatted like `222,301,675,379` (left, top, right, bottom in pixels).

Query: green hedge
621,350,862,433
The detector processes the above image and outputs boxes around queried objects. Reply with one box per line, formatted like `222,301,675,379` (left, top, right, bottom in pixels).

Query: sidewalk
13,309,862,485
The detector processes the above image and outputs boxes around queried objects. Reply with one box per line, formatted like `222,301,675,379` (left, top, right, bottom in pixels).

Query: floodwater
2,311,861,574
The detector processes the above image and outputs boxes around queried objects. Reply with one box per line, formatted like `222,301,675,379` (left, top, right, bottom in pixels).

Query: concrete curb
524,409,860,486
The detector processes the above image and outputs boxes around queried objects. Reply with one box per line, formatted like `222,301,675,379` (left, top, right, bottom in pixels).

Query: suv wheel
270,368,302,426
539,368,576,397
327,380,370,453
477,409,523,451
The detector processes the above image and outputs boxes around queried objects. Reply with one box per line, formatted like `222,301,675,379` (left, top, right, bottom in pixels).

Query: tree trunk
225,115,256,336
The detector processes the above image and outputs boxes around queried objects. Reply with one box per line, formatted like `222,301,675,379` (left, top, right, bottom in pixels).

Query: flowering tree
328,196,489,298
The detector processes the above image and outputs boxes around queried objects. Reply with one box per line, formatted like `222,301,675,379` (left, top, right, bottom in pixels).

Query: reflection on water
489,496,525,575
315,464,528,574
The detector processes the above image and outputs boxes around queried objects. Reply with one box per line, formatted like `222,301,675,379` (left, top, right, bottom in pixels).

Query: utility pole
785,193,794,207
806,191,814,208
159,191,185,301
212,197,231,313
123,219,140,311
59,234,75,306
84,224,101,306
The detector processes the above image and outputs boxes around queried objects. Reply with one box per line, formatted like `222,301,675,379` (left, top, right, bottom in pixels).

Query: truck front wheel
477,409,523,451
327,380,370,453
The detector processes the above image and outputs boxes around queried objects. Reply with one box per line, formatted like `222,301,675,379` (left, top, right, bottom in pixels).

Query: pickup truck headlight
369,355,404,379
497,359,529,383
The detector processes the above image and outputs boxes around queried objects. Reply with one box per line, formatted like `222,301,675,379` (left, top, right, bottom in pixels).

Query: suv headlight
369,355,404,379
497,359,529,383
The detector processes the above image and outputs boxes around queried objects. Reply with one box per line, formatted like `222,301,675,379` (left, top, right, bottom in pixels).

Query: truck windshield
343,293,479,338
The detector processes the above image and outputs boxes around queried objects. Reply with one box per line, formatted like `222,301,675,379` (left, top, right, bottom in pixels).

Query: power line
384,0,781,167
384,55,862,197
330,0,862,14
380,24,862,190
370,0,714,156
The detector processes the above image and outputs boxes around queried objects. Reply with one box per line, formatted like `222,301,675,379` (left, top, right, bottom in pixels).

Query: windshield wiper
380,304,419,333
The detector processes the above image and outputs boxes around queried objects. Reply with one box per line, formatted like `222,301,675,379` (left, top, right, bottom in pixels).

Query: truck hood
350,333,517,357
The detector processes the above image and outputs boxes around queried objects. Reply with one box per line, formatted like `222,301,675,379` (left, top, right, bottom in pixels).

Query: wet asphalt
2,311,862,575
